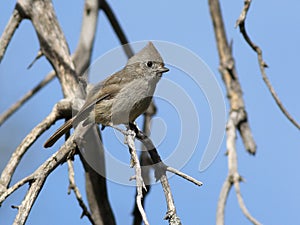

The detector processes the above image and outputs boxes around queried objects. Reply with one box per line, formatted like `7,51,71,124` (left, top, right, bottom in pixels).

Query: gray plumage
44,42,169,148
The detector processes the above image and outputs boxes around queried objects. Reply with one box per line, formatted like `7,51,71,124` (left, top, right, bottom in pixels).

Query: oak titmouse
44,42,169,147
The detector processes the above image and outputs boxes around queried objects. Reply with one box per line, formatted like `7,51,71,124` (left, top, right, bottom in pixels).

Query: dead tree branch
208,0,256,155
0,0,117,224
1,0,201,224
126,130,150,225
0,99,72,194
166,166,202,186
0,7,22,62
67,159,95,224
128,123,202,225
236,0,300,130
160,174,182,225
17,0,82,98
216,113,261,225
72,1,117,224
79,125,117,225
0,137,77,224
208,0,261,224
132,103,156,225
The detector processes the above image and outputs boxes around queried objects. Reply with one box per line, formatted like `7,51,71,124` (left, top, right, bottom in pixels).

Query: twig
216,178,231,225
166,166,202,187
0,175,34,205
216,112,261,225
67,159,95,224
27,50,43,69
0,71,56,126
131,124,202,186
0,7,22,62
234,180,261,225
227,112,261,225
126,130,149,225
160,174,182,225
216,115,237,225
236,0,300,130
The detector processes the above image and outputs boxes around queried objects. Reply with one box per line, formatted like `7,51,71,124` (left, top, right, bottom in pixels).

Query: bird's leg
129,122,139,134
109,124,129,135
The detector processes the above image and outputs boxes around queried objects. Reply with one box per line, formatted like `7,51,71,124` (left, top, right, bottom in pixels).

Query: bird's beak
158,66,169,74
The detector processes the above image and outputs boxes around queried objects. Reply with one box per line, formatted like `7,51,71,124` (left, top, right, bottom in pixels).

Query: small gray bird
44,42,169,148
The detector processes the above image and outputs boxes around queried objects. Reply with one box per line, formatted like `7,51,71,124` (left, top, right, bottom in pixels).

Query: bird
44,42,169,148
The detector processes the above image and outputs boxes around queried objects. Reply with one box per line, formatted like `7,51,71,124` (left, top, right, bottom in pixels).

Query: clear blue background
1,1,300,225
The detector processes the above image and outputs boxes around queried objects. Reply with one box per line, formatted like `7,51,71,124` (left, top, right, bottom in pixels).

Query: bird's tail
44,118,74,148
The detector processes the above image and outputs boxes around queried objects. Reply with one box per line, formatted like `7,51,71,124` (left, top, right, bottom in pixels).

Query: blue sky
1,1,300,225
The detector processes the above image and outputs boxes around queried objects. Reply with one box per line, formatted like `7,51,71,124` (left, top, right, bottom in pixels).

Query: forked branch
126,124,202,225
208,0,260,224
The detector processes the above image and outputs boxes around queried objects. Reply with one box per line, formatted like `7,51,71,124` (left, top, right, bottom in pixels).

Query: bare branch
17,0,82,98
1,137,77,224
128,124,202,225
27,50,43,69
166,166,202,187
0,0,99,127
0,175,34,205
126,130,150,225
0,7,22,62
208,0,261,224
1,120,108,225
79,125,117,225
216,114,238,225
132,103,155,225
236,0,300,130
160,174,182,225
1,0,116,224
0,100,72,194
208,0,256,155
234,181,261,225
216,179,231,225
0,71,55,126
132,125,202,186
228,113,261,225
67,159,95,224
216,112,261,225
72,0,101,90
0,0,104,127
73,1,117,224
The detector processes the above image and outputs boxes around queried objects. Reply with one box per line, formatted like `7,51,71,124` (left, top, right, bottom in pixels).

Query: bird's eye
146,61,153,68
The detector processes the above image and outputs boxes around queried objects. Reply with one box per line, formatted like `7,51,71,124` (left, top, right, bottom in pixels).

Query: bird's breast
110,78,157,124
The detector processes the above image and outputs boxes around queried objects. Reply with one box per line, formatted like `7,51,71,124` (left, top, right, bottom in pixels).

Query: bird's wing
73,84,121,124
74,68,136,124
